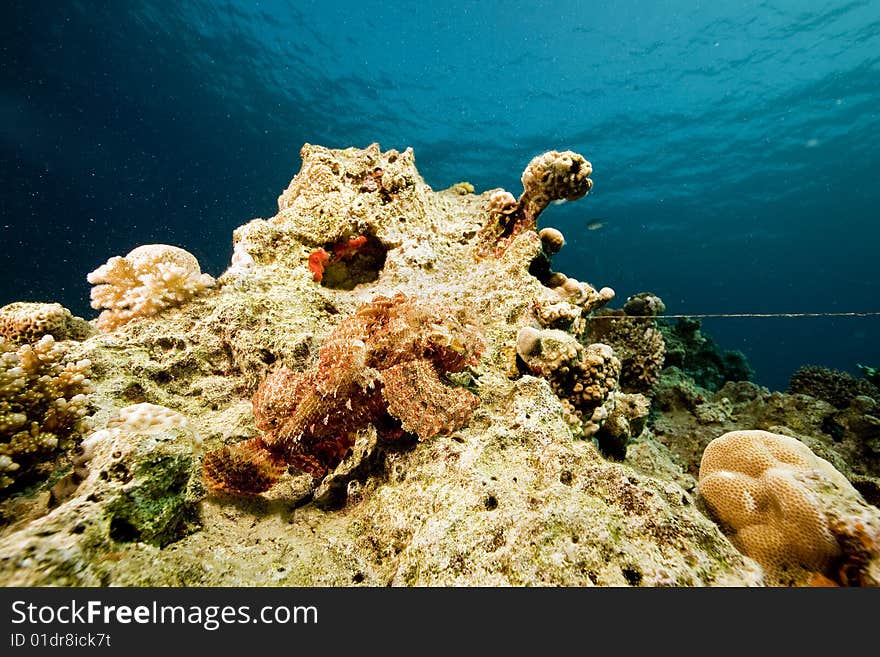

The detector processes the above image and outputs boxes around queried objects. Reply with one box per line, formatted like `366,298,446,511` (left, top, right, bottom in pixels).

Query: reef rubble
1,143,877,586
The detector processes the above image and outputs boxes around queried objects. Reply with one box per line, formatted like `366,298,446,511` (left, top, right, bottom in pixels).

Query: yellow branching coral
87,244,215,331
0,335,93,492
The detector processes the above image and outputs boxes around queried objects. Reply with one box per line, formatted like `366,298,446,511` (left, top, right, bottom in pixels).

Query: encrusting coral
698,429,880,585
202,292,484,495
0,335,93,492
87,244,215,331
0,302,96,345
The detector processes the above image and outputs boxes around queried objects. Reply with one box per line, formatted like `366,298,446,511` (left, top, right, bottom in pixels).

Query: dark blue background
3,0,878,391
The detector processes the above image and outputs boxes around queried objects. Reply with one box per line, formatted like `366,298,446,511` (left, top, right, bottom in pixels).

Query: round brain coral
698,429,864,581
87,244,215,331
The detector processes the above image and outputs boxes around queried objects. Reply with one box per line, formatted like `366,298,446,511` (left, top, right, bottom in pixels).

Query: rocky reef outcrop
1,143,876,587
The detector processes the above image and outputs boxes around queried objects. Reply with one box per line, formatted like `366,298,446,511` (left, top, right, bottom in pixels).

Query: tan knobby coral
0,335,93,491
586,308,666,394
698,429,880,585
516,328,619,430
87,244,215,331
478,150,593,255
0,302,95,345
520,150,594,223
106,402,199,443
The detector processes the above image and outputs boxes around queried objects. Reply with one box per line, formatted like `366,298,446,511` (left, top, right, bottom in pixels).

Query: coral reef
446,182,474,195
87,244,215,331
520,150,594,224
515,328,620,433
859,364,880,387
0,302,95,345
698,429,880,585
307,235,385,289
0,335,93,493
585,302,666,394
514,326,648,457
0,416,203,584
202,292,483,494
660,316,753,391
789,365,880,409
538,227,565,255
531,276,615,334
3,142,872,587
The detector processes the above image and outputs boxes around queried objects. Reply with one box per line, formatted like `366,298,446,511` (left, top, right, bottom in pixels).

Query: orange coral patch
307,248,331,282
332,235,368,261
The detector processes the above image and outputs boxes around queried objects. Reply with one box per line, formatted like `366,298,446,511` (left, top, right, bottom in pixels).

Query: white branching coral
87,244,215,331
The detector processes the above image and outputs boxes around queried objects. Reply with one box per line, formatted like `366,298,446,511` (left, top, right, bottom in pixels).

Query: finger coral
87,244,215,331
202,292,484,495
0,302,96,345
0,335,93,492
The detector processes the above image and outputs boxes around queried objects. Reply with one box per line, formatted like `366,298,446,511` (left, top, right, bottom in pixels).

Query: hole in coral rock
560,470,573,486
122,381,147,403
353,572,365,583
483,495,498,511
109,517,140,543
622,567,643,586
316,234,387,290
528,252,555,286
260,349,277,365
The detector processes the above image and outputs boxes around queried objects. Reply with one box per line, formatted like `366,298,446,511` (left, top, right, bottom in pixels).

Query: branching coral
0,335,93,492
789,365,880,409
0,302,95,345
87,244,215,331
202,292,484,495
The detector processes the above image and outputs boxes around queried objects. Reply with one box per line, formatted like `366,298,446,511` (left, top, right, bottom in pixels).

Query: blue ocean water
2,0,878,391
